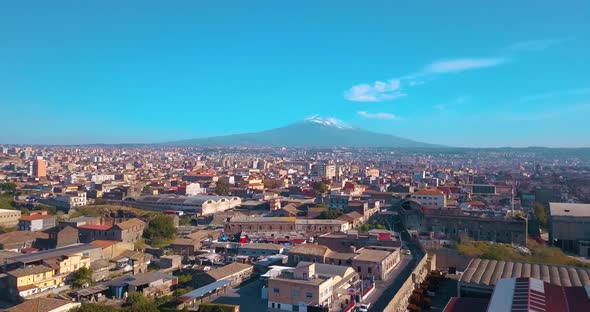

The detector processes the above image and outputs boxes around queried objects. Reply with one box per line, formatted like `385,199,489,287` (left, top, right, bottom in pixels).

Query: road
211,279,268,311
368,213,425,312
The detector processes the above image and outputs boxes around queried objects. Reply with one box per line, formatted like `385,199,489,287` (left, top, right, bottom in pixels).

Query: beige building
290,244,401,280
224,216,348,236
0,208,21,227
549,202,590,256
411,188,447,209
268,262,358,312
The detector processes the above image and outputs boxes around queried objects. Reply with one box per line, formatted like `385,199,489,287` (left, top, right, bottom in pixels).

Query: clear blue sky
1,1,589,147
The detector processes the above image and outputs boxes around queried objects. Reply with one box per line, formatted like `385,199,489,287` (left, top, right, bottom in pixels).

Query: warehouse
459,258,590,296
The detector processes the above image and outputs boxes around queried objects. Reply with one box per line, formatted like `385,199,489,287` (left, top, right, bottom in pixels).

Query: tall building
31,159,47,178
317,162,336,179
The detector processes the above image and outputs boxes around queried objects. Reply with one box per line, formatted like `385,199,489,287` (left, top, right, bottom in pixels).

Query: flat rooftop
549,202,590,218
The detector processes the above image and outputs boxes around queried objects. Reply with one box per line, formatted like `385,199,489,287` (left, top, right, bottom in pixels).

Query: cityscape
1,1,590,312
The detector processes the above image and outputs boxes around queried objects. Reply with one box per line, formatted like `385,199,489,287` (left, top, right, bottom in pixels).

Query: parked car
359,303,371,312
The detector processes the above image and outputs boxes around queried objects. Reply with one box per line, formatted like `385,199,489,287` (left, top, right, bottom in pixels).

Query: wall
382,253,436,312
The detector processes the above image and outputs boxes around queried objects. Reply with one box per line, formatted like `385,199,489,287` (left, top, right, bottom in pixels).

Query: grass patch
455,239,590,268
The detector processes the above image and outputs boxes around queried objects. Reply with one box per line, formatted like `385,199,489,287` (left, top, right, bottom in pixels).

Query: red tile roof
78,224,112,231
19,215,54,221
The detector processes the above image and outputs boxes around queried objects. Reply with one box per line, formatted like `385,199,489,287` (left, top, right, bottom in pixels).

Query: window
368,267,372,274
306,292,313,298
293,305,300,311
273,288,280,294
292,290,300,297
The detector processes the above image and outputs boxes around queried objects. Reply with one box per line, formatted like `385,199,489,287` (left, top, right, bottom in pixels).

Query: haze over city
1,1,589,147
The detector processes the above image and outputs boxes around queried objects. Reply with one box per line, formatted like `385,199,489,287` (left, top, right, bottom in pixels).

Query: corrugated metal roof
460,258,590,287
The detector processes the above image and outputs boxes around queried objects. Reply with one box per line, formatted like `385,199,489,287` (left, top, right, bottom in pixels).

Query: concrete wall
383,253,436,312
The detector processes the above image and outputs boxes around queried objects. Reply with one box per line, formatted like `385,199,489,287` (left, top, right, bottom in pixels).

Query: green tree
125,292,159,312
312,181,329,194
215,179,230,196
20,207,30,216
375,224,387,230
533,202,548,228
177,273,193,285
72,304,120,312
0,182,16,192
317,210,343,219
72,267,93,288
143,214,176,246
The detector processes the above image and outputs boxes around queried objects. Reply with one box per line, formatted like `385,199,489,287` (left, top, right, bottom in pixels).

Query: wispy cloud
344,57,505,102
507,38,569,51
423,58,507,74
344,79,406,102
357,111,398,120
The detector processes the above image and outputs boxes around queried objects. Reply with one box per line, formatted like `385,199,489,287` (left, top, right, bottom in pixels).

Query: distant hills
168,117,443,148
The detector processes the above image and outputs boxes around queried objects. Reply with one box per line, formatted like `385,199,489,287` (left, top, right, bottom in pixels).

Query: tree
72,267,93,288
215,179,230,196
533,202,548,228
125,292,159,312
0,182,16,192
312,181,329,194
177,273,193,285
72,304,120,312
317,210,343,219
143,214,176,246
20,207,30,216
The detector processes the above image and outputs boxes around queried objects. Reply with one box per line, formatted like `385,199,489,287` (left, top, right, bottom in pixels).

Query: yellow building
7,265,64,298
44,253,92,279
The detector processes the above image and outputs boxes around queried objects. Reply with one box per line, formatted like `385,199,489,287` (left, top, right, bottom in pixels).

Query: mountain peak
304,115,352,129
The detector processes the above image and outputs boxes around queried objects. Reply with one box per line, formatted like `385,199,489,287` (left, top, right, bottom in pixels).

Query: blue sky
1,1,589,147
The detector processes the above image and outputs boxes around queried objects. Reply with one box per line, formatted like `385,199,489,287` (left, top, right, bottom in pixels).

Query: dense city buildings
0,145,589,312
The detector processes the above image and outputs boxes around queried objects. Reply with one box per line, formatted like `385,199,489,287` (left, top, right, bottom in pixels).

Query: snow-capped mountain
169,118,442,147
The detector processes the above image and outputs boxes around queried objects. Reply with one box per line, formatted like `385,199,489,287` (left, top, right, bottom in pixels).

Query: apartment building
268,262,359,312
6,265,63,299
411,188,447,209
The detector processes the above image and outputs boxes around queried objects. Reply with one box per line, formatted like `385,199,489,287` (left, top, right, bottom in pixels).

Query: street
368,213,425,312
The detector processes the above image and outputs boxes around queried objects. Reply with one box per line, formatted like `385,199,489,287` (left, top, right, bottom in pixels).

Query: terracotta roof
90,240,119,248
289,244,332,257
0,231,48,244
19,215,54,221
415,189,445,196
78,224,112,231
115,218,145,230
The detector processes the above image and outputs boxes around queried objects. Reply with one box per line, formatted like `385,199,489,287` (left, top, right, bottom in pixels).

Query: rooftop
206,262,253,280
460,258,590,287
78,224,113,231
5,298,78,312
549,202,590,218
8,243,100,264
8,265,53,277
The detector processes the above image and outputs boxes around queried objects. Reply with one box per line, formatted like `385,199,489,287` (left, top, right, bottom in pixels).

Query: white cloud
357,111,397,120
507,38,568,51
344,57,505,102
423,58,507,74
344,79,406,102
